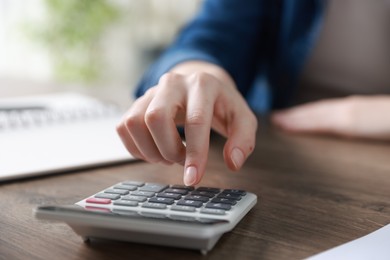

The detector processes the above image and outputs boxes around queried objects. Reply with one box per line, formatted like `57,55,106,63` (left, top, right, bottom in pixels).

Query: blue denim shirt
136,0,325,112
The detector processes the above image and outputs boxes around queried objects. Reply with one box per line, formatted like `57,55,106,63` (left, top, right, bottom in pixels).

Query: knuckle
124,114,143,130
159,72,180,85
145,108,166,126
340,96,360,129
186,110,207,126
189,71,214,87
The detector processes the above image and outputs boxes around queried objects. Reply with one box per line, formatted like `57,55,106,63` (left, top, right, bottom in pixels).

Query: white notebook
0,93,135,182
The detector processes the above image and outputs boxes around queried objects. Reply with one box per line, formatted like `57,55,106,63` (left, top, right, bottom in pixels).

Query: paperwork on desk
308,224,390,260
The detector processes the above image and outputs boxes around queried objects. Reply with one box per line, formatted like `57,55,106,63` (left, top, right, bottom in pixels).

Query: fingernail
184,166,197,186
231,148,245,170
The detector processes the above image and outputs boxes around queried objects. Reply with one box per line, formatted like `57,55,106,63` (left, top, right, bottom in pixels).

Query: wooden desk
1,120,389,259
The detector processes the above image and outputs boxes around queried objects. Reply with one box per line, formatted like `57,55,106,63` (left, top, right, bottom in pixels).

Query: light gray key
139,183,168,193
131,191,155,197
200,208,226,215
122,181,144,187
95,193,120,200
122,195,147,202
141,202,167,209
113,200,138,207
170,205,196,212
104,189,129,195
113,184,137,191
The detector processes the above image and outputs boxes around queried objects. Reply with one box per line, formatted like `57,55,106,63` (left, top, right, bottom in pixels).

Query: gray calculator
35,181,257,254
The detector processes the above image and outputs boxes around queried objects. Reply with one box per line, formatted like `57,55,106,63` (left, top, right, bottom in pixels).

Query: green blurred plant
36,0,120,83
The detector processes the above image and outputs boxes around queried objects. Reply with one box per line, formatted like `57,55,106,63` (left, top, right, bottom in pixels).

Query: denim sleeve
136,0,265,98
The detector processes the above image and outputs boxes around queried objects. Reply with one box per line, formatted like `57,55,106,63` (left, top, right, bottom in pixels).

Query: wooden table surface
1,119,389,260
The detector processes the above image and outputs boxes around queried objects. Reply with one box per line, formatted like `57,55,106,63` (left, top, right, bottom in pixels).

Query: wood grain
1,118,389,260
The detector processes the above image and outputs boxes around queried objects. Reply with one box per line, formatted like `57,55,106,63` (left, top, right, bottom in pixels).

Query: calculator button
148,197,175,205
222,189,247,196
113,184,137,191
196,187,220,193
122,195,147,202
139,183,169,193
190,191,215,198
184,195,209,203
104,189,129,195
113,200,138,207
156,192,182,200
86,198,111,204
176,199,203,208
205,203,232,211
200,208,226,215
170,185,194,191
95,193,120,200
142,202,167,209
170,205,196,212
131,191,155,197
211,198,237,205
217,193,241,200
122,181,144,187
164,188,188,195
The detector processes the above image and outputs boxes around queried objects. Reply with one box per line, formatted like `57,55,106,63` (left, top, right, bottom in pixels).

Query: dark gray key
148,197,174,205
141,202,167,209
164,188,188,195
184,195,209,203
211,198,237,205
104,189,129,195
170,205,196,212
176,199,203,208
217,193,241,200
122,195,147,202
113,200,138,207
95,193,120,200
131,191,155,197
157,192,182,200
190,191,215,198
200,208,226,215
196,187,220,193
113,184,138,191
205,202,231,211
222,189,246,196
171,185,194,191
122,181,144,187
139,183,168,193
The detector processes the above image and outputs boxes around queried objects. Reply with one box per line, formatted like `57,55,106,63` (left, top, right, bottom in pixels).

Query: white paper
307,224,390,260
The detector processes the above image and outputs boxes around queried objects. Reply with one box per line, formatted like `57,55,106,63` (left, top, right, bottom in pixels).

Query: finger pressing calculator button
86,198,111,204
113,200,138,207
205,203,232,211
170,205,196,212
170,185,194,191
104,189,129,195
139,183,168,193
122,195,147,202
95,193,120,200
142,202,167,209
200,208,226,215
148,197,174,205
176,199,203,208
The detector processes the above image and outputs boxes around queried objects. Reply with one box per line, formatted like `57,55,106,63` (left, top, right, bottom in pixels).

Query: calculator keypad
86,181,247,216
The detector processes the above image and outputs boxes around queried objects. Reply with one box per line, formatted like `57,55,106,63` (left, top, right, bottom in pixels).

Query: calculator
34,181,257,254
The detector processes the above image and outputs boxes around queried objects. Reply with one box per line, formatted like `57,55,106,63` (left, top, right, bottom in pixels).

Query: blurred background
0,0,202,108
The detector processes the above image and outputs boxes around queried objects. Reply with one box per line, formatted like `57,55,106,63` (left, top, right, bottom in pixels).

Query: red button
86,198,111,204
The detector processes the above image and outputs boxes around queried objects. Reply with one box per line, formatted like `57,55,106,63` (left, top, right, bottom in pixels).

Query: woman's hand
117,61,258,186
272,95,390,140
